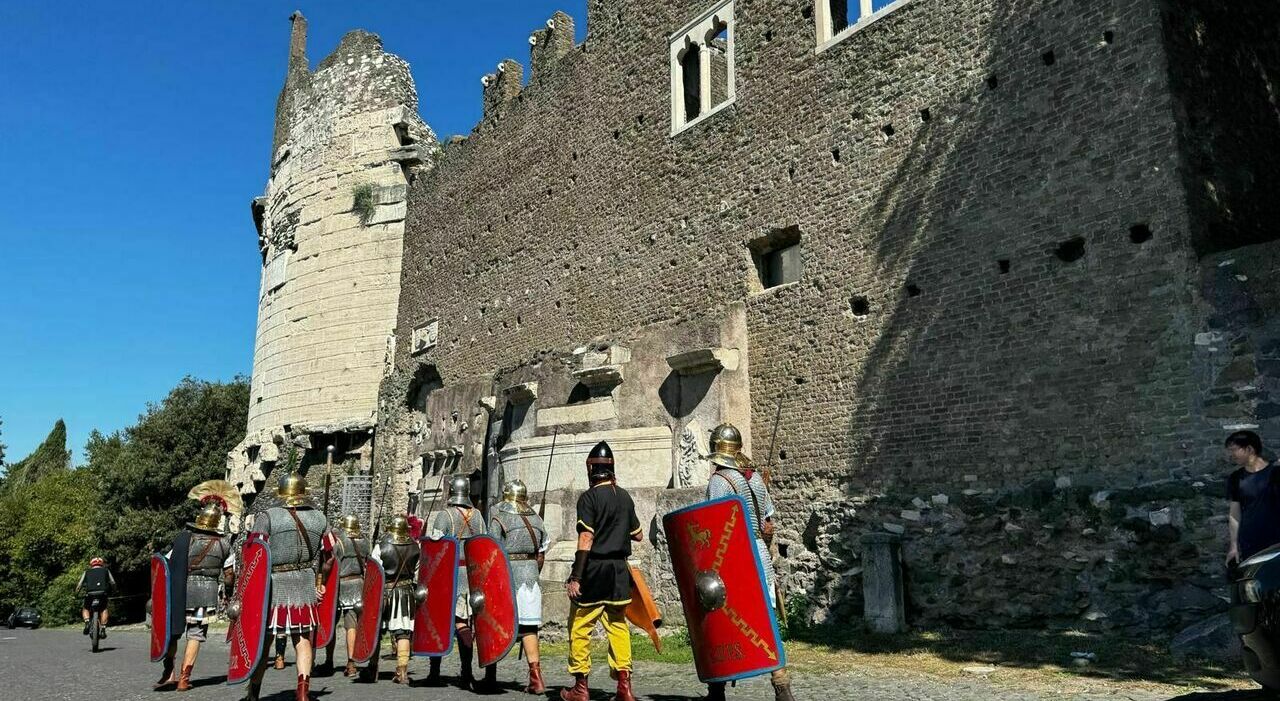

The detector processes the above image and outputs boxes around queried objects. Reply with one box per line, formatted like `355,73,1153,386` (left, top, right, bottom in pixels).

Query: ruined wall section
397,0,1197,491
383,0,1226,630
229,17,438,497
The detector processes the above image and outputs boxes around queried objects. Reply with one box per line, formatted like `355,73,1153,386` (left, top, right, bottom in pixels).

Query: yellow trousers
566,603,631,675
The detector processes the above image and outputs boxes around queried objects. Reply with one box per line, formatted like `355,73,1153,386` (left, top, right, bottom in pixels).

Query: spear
538,428,560,521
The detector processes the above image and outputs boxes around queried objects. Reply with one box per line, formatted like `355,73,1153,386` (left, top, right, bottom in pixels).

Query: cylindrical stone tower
227,13,437,512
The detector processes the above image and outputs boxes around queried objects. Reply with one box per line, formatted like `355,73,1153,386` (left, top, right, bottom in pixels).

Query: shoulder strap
516,514,539,548
286,508,315,563
189,535,218,571
456,506,474,536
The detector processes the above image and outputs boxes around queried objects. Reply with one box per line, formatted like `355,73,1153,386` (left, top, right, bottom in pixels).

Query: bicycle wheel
90,617,100,653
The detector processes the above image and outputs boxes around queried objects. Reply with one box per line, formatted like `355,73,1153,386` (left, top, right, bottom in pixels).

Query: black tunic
575,482,642,607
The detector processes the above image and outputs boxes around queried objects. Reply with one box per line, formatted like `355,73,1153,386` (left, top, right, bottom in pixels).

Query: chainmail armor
186,531,232,610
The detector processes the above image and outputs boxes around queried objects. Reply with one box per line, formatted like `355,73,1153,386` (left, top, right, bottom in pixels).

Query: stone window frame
815,0,915,54
669,0,737,136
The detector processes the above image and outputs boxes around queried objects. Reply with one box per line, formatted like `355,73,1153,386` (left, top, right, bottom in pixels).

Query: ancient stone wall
370,0,1278,633
227,14,437,501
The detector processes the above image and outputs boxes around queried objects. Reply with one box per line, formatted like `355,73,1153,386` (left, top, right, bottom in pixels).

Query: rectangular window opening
749,226,803,292
818,0,908,48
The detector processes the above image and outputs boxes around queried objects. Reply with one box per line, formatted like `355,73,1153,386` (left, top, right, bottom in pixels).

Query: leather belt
271,563,314,573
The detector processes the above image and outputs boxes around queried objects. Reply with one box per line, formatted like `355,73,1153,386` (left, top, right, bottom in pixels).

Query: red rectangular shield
149,554,171,662
413,536,459,657
662,496,786,683
314,556,341,650
464,534,517,667
227,537,272,686
351,556,385,665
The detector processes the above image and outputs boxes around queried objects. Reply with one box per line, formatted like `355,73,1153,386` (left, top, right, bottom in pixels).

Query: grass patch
541,632,695,665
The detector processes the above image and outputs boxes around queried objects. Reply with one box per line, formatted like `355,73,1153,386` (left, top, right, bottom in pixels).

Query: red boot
525,661,547,694
614,670,636,701
176,664,194,691
559,673,589,701
295,674,311,701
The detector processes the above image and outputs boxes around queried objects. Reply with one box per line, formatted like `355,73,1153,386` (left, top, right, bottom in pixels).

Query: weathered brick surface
375,0,1280,630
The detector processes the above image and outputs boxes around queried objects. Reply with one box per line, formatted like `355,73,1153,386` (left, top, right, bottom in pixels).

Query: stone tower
226,12,437,509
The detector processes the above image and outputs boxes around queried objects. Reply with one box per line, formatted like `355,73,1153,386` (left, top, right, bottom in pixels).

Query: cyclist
76,557,116,638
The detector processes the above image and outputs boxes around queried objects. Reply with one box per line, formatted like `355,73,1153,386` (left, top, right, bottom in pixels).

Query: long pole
322,445,334,519
763,388,788,624
538,428,560,521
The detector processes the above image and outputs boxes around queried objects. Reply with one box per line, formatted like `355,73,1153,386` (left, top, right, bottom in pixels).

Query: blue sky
0,0,587,463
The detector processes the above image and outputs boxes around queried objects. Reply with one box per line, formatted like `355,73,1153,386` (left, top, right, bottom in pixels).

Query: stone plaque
411,319,439,354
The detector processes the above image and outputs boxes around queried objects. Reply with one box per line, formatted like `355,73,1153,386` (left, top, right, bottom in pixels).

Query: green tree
2,419,70,490
0,416,7,467
87,376,249,613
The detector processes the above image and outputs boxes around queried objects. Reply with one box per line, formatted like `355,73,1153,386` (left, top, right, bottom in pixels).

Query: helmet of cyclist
90,557,105,567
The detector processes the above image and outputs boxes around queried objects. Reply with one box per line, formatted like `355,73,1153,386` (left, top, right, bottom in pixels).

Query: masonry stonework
227,13,438,507
234,1,1280,640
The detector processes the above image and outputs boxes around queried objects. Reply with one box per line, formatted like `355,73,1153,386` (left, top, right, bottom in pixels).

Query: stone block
860,532,906,634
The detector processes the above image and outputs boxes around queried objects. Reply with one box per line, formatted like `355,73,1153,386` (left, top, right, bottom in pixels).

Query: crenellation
529,11,577,83
481,59,525,120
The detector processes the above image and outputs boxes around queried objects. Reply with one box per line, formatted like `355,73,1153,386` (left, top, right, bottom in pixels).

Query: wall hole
1129,223,1152,244
850,295,870,316
787,165,796,181
1042,50,1056,66
801,5,813,20
998,259,1011,274
831,148,841,164
1054,237,1086,263
765,29,774,42
749,226,803,290
1103,30,1115,45
572,151,579,161
881,124,895,140
986,74,999,90
636,114,645,126
919,108,931,123
906,283,921,297
612,129,621,140
779,449,789,460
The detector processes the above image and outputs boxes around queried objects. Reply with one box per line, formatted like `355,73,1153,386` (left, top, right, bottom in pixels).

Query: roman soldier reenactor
489,479,550,694
241,470,330,701
427,475,491,690
370,514,423,684
560,441,641,701
154,480,239,691
323,513,368,677
705,423,796,701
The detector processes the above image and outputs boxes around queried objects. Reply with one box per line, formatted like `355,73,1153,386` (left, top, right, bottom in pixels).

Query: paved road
0,628,1241,701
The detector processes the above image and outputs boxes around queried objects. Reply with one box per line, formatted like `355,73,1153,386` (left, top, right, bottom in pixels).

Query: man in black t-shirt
1227,430,1280,569
559,441,641,701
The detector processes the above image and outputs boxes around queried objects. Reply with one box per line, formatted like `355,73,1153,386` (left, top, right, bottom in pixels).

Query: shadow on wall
783,0,1221,630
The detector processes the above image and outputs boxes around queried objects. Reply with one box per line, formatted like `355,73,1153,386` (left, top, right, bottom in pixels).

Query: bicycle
85,594,107,653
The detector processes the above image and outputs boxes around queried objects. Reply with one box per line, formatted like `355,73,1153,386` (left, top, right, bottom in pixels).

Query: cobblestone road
0,629,1254,701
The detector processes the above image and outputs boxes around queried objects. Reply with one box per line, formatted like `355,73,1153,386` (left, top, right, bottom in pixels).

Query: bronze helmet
339,513,362,537
709,423,742,470
276,470,308,507
387,514,413,545
191,500,226,534
502,479,535,515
